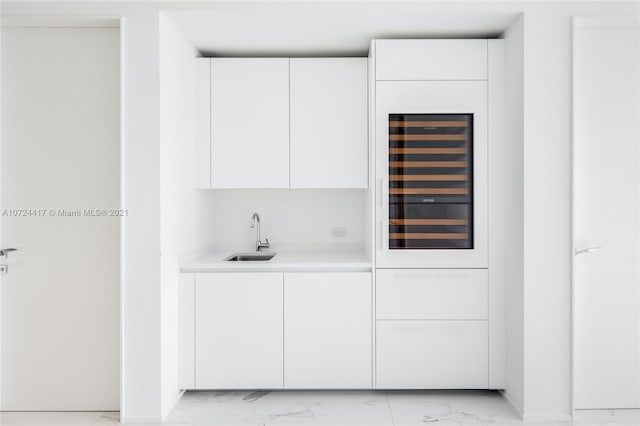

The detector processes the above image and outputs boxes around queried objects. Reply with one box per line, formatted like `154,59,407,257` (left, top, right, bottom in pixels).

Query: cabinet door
195,273,283,389
376,320,488,389
284,272,371,388
211,58,289,188
195,58,211,188
375,39,488,81
289,58,368,188
178,274,195,389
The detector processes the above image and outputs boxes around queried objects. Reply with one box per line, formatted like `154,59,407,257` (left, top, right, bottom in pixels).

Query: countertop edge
180,264,373,273
180,250,372,273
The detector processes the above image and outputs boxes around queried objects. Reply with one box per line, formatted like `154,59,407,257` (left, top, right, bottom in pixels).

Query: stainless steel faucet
250,212,270,252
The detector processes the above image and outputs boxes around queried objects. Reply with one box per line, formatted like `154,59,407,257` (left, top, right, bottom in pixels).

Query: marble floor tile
572,409,640,426
0,411,106,426
385,390,519,426
165,391,393,426
93,412,124,425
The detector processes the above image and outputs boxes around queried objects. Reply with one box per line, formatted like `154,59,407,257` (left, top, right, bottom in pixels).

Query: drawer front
376,320,488,389
376,269,487,320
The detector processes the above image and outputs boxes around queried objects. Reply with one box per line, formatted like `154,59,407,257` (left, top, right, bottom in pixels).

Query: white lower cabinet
178,274,195,389
187,269,488,390
195,273,284,389
186,271,372,390
284,272,372,388
375,267,490,389
376,320,488,389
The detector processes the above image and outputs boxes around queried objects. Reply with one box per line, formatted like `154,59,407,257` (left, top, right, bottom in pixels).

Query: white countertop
180,249,372,273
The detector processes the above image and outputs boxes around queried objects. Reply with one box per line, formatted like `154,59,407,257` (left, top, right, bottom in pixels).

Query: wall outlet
331,227,347,238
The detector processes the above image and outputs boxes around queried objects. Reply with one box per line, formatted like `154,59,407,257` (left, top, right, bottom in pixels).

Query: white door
573,19,640,409
1,26,120,410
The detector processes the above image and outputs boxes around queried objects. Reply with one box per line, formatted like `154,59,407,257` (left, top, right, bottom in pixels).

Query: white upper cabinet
195,57,368,189
210,58,290,188
195,59,211,188
375,39,487,81
289,58,368,188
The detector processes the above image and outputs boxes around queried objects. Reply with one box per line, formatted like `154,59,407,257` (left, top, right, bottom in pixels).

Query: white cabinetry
195,57,368,189
284,272,371,388
376,269,488,320
178,274,195,389
195,273,284,389
376,321,488,389
289,58,367,188
375,39,487,81
195,60,211,188
210,58,290,188
375,269,488,388
180,270,372,390
370,39,503,390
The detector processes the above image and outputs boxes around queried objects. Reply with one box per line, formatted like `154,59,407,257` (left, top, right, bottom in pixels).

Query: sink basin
224,252,277,262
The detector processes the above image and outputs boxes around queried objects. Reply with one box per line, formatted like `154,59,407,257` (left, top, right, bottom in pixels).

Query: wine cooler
376,80,488,268
388,113,473,250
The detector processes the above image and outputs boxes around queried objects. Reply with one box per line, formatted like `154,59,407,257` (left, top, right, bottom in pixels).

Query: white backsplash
208,189,367,252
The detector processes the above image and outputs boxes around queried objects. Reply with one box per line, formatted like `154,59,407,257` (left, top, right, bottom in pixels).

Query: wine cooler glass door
389,113,473,250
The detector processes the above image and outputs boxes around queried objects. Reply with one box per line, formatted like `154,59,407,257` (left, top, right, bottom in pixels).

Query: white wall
523,6,575,419
503,13,525,416
158,13,217,417
120,10,162,422
209,189,366,252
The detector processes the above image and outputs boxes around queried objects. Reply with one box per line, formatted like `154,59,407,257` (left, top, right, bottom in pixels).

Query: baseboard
120,416,163,424
161,389,185,421
499,390,524,420
499,391,573,422
119,390,184,424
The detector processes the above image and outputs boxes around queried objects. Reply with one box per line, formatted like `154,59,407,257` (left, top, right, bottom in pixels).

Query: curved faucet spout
251,212,260,229
250,212,270,252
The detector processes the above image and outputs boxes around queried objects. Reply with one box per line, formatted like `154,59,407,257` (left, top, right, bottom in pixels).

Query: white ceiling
164,2,521,56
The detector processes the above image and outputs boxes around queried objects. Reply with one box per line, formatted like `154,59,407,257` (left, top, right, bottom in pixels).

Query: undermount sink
224,252,277,262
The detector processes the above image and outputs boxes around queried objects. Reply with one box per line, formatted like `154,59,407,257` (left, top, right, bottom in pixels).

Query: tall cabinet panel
210,58,290,188
289,58,368,188
371,39,504,390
